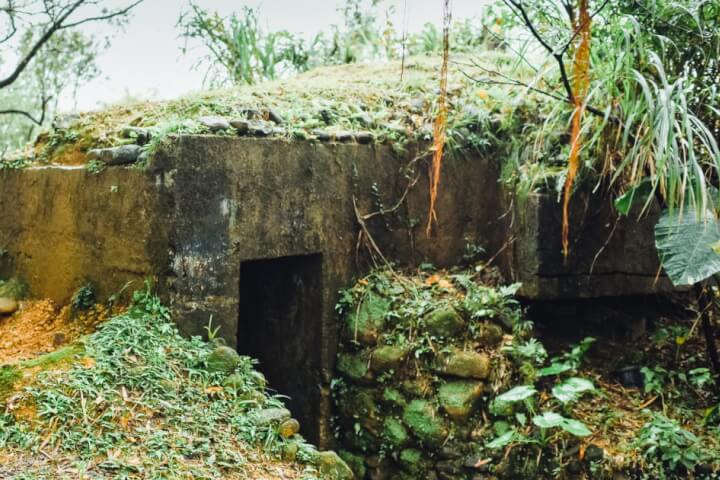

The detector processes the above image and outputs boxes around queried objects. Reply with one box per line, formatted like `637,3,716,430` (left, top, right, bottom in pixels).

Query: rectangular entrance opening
237,254,323,443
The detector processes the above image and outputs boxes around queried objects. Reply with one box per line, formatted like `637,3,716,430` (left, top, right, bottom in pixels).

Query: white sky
66,0,487,111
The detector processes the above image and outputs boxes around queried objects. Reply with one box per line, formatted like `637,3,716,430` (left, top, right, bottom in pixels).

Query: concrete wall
0,135,673,445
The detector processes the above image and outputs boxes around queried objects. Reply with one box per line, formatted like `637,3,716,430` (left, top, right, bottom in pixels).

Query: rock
205,346,241,375
438,381,484,421
477,323,504,347
312,129,332,141
425,307,465,338
355,131,374,144
249,121,273,136
336,352,373,384
381,387,406,408
266,109,284,125
198,116,231,131
279,418,300,438
337,387,382,435
87,145,142,166
370,345,410,372
229,119,250,135
0,298,18,315
237,390,266,405
238,107,263,119
402,399,448,447
121,126,151,145
249,407,291,427
339,450,367,479
398,448,423,472
342,292,390,346
282,442,299,461
385,122,407,136
436,348,490,379
316,451,354,480
383,417,409,447
334,131,353,142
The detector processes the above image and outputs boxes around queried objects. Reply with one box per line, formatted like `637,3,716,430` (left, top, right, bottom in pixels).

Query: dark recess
237,254,323,444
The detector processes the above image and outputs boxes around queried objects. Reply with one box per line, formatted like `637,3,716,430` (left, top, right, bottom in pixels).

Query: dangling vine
427,0,451,236
561,0,592,257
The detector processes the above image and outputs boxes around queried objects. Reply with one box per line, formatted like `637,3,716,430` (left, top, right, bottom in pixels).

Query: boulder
438,381,483,421
336,352,374,384
205,346,241,375
402,399,448,447
0,298,18,315
435,349,490,379
121,126,151,144
342,293,390,346
425,307,465,338
87,145,141,165
370,345,410,372
477,323,504,347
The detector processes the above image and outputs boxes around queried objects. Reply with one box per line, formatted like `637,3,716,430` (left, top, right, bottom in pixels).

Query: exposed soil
0,300,117,364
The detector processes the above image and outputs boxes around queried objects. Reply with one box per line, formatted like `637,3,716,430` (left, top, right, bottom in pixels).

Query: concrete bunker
237,253,324,443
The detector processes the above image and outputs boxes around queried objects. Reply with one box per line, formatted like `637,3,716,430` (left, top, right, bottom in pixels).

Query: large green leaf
654,209,720,286
552,377,595,404
496,385,537,403
532,411,564,429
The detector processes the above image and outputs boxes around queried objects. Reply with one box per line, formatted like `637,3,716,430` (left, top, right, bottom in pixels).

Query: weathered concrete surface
0,135,674,446
506,190,673,299
0,166,166,302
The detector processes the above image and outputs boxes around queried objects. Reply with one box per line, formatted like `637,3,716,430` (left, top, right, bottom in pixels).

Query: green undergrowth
332,266,720,479
0,286,331,479
4,52,548,171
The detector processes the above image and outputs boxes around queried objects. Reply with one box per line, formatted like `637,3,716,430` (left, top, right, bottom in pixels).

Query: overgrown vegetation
0,286,335,479
333,266,720,479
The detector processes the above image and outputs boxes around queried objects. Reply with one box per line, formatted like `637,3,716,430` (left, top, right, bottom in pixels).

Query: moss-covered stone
205,346,241,375
477,322,505,347
342,426,380,452
370,344,411,372
383,417,410,447
343,292,390,345
425,306,465,338
316,451,354,480
402,399,448,447
435,348,490,379
337,387,382,435
222,372,246,391
438,381,484,421
249,407,291,427
336,352,373,384
339,449,367,479
279,418,301,438
381,387,407,408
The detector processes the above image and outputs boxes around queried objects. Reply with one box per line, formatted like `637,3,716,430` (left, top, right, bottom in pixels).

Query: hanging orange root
427,0,451,236
561,0,591,257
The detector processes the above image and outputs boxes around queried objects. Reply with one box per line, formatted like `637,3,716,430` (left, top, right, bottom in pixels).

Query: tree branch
0,94,51,125
59,0,143,29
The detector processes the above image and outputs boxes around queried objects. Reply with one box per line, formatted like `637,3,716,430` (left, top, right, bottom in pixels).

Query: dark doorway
237,254,323,443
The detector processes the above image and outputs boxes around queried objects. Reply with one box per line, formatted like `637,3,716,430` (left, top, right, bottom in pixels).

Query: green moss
343,293,390,345
370,344,410,372
382,387,407,408
338,449,367,479
20,343,84,369
402,399,448,447
435,348,490,379
438,380,484,421
424,306,465,338
0,365,21,401
0,278,26,299
205,346,242,375
336,352,373,383
383,417,409,447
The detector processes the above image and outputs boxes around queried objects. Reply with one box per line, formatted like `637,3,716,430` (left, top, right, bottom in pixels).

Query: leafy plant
635,412,706,472
70,283,95,311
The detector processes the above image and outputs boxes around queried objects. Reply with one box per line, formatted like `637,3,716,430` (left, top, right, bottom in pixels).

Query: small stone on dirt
198,116,231,131
87,145,141,165
229,119,250,134
0,298,18,315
